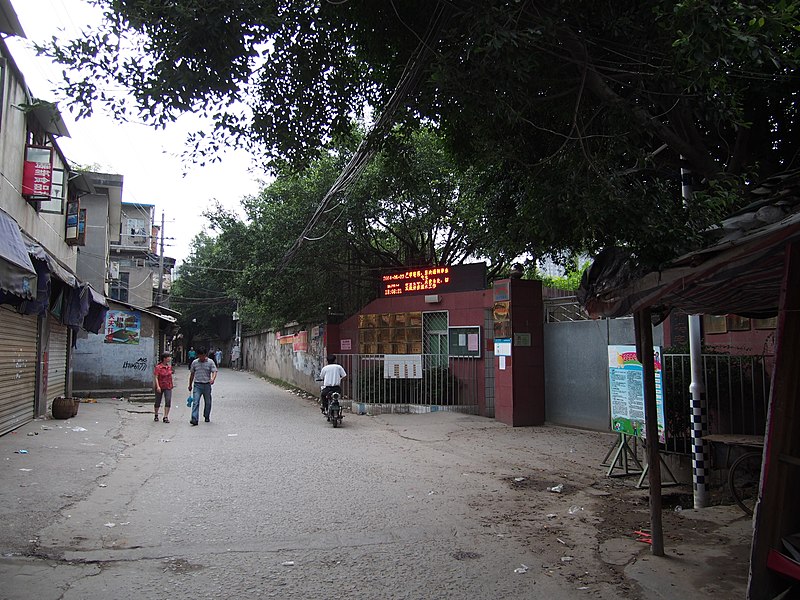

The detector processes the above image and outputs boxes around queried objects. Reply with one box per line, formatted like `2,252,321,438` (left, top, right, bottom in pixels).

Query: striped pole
681,161,710,508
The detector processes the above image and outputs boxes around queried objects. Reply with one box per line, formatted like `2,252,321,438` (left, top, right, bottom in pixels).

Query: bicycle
728,450,762,516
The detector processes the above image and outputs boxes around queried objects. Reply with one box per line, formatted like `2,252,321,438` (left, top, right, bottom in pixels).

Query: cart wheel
728,451,762,516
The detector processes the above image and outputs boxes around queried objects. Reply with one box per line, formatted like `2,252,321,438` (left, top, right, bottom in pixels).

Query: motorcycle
318,382,344,428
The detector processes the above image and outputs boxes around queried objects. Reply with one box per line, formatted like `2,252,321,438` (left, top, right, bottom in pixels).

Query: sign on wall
608,345,666,443
448,326,481,358
384,354,423,379
293,331,308,352
104,310,141,345
380,263,486,297
22,145,53,200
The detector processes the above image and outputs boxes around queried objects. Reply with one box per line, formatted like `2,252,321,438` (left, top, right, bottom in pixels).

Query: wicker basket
71,398,80,417
52,396,74,420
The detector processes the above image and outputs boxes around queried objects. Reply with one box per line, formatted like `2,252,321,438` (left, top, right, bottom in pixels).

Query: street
1,370,750,599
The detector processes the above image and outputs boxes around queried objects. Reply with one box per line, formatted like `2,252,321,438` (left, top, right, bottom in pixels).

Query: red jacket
154,363,174,390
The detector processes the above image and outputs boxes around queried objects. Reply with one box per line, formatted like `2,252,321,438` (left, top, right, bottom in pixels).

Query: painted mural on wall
104,310,141,344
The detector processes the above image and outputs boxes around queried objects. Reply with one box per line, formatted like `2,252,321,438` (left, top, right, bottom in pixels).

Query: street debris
674,505,683,512
513,564,529,574
120,522,130,525
227,434,238,437
561,556,574,563
99,484,108,488
159,439,171,443
556,538,567,545
633,530,652,545
27,432,38,436
14,450,28,454
104,523,115,528
546,514,558,519
40,426,51,430
71,427,87,432
281,561,295,567
19,468,32,472
568,506,584,515
547,483,564,493
513,477,526,483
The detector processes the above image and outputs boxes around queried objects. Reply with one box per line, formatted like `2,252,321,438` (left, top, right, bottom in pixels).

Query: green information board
448,326,481,358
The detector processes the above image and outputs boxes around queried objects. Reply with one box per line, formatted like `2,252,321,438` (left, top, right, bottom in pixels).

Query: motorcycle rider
319,354,347,413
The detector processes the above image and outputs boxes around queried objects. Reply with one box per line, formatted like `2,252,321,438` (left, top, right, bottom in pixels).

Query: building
71,175,177,395
0,4,106,435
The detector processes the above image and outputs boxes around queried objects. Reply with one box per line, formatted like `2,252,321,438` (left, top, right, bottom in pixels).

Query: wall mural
104,310,141,344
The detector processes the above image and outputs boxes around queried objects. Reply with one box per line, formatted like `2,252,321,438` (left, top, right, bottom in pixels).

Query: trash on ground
633,530,652,545
27,432,38,436
71,427,87,432
561,556,574,563
513,564,529,574
674,505,683,512
546,513,557,519
19,468,32,472
227,434,238,437
556,538,567,545
159,439,171,443
547,484,564,493
281,561,295,567
99,484,108,488
104,523,115,528
15,450,28,454
568,505,583,515
119,522,130,525
513,477,526,482
40,426,51,430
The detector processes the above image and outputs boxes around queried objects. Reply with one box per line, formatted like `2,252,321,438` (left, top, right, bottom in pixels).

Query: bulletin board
448,326,481,358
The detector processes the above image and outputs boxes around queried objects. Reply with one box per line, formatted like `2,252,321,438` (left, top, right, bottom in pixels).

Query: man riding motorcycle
319,354,347,413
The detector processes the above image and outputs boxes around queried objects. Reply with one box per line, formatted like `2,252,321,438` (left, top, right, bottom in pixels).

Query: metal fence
336,354,482,414
544,296,591,323
663,353,771,454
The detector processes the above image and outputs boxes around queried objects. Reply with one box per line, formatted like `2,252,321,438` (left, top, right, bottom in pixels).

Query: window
727,315,751,331
110,272,130,303
703,315,727,334
126,218,147,244
753,317,778,330
39,168,65,213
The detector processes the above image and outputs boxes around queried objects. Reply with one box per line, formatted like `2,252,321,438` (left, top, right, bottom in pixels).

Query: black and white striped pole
681,161,710,508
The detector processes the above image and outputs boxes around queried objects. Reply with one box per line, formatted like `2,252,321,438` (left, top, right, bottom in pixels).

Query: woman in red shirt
154,352,174,423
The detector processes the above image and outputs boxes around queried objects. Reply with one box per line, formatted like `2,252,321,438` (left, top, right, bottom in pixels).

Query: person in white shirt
319,354,347,413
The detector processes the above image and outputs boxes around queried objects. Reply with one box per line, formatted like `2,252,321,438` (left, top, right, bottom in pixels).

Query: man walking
188,347,218,426
214,348,223,367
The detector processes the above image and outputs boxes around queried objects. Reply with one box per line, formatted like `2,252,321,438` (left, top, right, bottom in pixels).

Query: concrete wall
76,194,110,292
242,324,327,395
544,317,663,431
72,308,158,394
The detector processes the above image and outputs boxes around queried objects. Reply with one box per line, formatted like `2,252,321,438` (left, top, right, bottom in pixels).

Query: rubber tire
728,451,761,517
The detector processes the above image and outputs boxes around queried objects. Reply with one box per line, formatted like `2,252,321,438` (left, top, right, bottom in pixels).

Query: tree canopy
40,0,800,265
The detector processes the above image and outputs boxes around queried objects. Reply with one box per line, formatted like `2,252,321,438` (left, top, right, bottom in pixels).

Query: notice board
448,326,481,357
608,345,666,443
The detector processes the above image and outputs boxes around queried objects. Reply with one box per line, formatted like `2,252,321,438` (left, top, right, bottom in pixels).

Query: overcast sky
7,0,264,265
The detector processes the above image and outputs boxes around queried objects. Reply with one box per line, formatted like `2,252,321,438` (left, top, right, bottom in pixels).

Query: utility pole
156,210,165,306
681,160,710,509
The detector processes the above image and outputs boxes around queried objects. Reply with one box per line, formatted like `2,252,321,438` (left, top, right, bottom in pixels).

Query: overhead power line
278,1,451,270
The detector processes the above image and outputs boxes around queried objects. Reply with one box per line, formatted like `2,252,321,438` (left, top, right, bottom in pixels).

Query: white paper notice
499,356,506,370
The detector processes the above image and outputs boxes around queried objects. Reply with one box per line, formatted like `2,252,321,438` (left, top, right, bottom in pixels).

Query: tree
40,1,800,265
204,125,518,329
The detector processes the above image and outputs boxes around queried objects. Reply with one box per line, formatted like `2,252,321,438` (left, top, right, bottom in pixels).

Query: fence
336,354,482,415
663,353,771,454
544,296,591,323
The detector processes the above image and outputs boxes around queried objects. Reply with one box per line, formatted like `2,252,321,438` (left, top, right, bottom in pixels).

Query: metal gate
47,322,69,404
0,307,38,435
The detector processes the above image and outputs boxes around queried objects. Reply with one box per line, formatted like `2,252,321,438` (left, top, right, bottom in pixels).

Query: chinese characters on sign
383,354,423,379
293,331,308,352
379,263,487,297
104,310,141,345
22,146,53,200
607,345,666,443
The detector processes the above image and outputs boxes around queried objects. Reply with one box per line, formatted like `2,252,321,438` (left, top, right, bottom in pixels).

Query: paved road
0,369,750,599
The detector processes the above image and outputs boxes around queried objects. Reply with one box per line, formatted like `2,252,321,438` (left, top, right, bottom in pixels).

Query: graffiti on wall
122,357,148,371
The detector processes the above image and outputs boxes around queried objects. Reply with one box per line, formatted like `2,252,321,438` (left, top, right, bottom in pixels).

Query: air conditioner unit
109,261,120,279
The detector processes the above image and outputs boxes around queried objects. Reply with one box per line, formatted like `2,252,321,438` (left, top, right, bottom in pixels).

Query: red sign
380,263,487,297
22,146,53,199
293,331,308,352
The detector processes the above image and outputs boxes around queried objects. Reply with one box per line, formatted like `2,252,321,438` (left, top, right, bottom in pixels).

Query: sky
6,0,265,265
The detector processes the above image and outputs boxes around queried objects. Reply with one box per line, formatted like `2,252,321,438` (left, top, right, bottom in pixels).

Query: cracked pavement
0,369,751,599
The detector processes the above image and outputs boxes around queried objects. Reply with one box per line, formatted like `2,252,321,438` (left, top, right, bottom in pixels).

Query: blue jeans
191,382,212,423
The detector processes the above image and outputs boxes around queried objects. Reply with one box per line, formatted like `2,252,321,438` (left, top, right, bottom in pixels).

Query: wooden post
748,241,800,599
635,308,665,556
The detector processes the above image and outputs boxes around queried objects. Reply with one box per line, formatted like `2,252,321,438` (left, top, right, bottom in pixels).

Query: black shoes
204,417,210,422
190,420,198,426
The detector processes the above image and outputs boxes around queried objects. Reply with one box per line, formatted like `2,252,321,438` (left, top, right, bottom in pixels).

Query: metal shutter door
0,308,38,435
47,322,69,403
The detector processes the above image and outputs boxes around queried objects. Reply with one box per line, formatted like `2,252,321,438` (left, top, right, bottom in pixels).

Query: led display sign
380,263,487,297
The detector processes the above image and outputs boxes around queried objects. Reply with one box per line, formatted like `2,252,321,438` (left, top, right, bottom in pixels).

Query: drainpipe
682,161,710,509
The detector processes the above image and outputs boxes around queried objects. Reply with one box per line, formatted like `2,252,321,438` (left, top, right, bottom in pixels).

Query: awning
579,172,800,320
0,208,37,300
22,234,79,289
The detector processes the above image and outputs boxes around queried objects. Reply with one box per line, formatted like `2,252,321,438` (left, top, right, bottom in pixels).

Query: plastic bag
186,395,193,407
